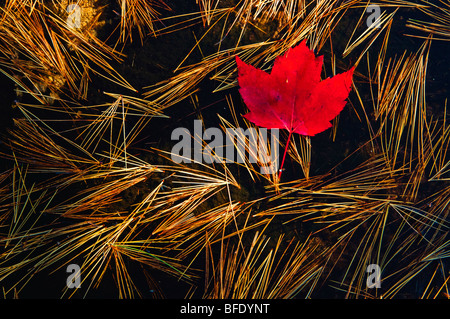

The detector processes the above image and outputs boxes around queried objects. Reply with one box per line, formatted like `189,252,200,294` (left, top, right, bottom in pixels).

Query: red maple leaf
236,40,355,177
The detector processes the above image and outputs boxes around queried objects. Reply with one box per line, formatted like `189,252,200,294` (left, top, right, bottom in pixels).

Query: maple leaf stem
278,130,293,179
